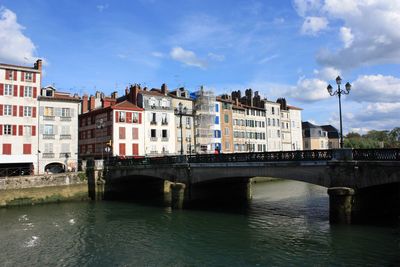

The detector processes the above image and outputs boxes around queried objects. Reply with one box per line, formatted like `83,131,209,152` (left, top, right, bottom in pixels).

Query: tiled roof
112,100,143,111
287,105,303,110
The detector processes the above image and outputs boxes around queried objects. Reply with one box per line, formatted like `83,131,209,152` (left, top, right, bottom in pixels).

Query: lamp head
335,76,342,85
345,82,351,92
327,84,333,94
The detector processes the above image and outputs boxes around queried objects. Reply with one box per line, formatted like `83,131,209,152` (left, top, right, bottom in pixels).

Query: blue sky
1,0,399,133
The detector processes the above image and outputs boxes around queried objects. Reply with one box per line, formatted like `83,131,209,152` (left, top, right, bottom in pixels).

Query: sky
0,0,399,134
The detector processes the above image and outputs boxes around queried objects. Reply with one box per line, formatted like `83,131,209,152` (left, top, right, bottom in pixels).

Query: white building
265,101,282,151
0,60,42,174
288,106,303,150
38,86,80,173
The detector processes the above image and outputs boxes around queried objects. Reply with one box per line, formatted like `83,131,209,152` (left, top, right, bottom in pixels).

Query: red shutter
0,104,2,116
3,144,11,154
139,113,142,124
20,85,24,97
115,111,119,122
12,105,17,116
32,107,36,118
0,83,3,95
13,85,18,96
32,126,36,136
13,71,17,81
119,143,126,156
23,144,32,154
33,87,37,98
33,73,36,83
132,127,138,139
19,106,23,117
12,125,16,135
0,125,2,135
119,127,125,139
132,144,138,156
19,125,23,136
21,72,25,81
126,112,132,123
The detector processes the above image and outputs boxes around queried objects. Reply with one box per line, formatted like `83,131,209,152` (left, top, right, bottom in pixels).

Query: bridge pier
87,165,105,201
327,187,355,224
170,183,186,209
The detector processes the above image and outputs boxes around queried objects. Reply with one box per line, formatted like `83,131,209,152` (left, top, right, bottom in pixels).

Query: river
0,180,399,266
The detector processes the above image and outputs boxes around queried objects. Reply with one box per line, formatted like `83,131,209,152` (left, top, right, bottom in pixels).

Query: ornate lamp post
175,102,187,155
327,76,352,148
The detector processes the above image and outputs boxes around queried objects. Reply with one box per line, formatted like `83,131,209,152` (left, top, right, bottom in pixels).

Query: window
25,72,33,81
277,130,280,138
151,129,156,138
44,143,53,153
224,114,229,123
61,126,69,135
215,104,219,112
225,142,230,149
24,106,32,117
161,113,168,125
215,116,219,124
2,144,11,155
23,144,31,154
4,84,12,96
4,125,12,135
162,129,168,138
272,119,275,126
61,108,70,117
119,127,126,139
24,126,32,136
44,125,54,135
132,128,139,139
4,105,12,116
44,107,54,116
61,143,70,153
272,107,275,115
46,89,53,97
6,70,13,80
268,118,271,126
24,86,33,97
225,127,229,136
132,112,138,123
119,111,126,122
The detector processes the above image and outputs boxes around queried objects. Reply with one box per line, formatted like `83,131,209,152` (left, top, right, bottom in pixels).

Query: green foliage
77,172,87,181
344,127,400,148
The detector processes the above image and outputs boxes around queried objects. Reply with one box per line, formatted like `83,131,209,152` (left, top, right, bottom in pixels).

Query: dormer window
46,89,54,97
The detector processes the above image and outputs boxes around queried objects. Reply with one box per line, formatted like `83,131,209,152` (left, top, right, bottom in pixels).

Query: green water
0,180,399,266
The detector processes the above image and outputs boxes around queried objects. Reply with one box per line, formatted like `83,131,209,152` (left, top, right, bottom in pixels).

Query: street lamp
96,119,105,160
175,102,187,155
327,76,352,148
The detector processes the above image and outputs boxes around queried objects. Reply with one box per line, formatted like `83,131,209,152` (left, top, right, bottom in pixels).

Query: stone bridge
89,149,400,224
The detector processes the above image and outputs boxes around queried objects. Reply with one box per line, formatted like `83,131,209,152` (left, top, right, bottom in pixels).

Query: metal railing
352,149,400,161
104,149,400,168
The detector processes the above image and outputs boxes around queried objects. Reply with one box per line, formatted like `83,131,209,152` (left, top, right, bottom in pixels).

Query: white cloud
0,7,40,65
339,27,354,48
170,47,207,69
289,77,329,102
207,52,225,62
301,16,328,35
294,1,400,69
350,74,400,103
313,66,340,80
151,51,165,58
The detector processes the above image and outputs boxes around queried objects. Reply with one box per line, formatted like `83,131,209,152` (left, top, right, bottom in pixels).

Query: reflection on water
0,180,399,266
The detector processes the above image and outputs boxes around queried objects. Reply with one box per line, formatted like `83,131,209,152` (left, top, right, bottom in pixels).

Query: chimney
82,94,89,113
235,98,239,106
89,95,95,111
111,91,118,99
129,84,140,105
125,87,129,96
34,59,43,71
161,83,168,95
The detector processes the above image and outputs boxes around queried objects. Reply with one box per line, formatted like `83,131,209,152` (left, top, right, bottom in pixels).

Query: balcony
43,116,55,121
186,137,192,142
161,137,169,142
60,134,71,140
161,120,168,125
186,124,191,129
43,134,55,139
150,121,157,125
59,152,71,158
42,153,55,158
60,116,71,121
150,137,157,141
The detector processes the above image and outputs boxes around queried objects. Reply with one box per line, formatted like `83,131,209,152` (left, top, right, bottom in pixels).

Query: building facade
302,121,329,150
38,86,80,173
0,60,42,173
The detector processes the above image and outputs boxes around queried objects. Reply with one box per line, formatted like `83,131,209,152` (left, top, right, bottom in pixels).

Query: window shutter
13,85,18,96
32,126,36,136
126,112,132,123
39,106,44,116
21,72,25,81
13,105,17,116
20,86,24,97
0,125,2,135
0,84,3,95
12,125,16,135
33,73,36,83
32,107,36,118
19,106,23,117
13,70,17,81
19,125,23,136
0,104,2,116
139,113,142,124
115,111,119,123
33,87,37,98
